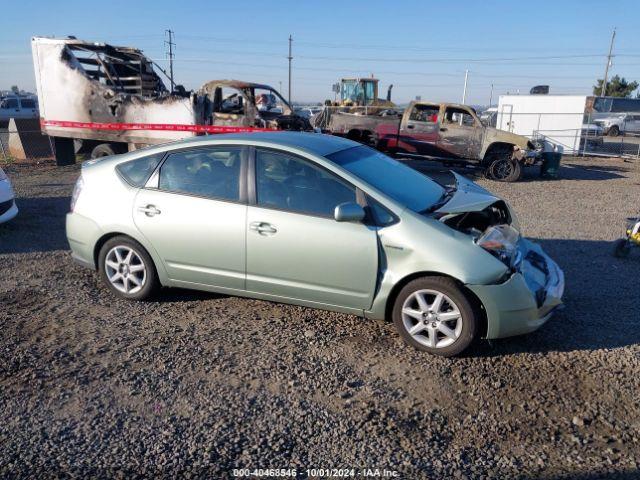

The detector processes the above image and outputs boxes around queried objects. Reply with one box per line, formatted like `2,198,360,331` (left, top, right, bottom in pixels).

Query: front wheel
98,236,159,300
392,277,478,357
486,157,522,182
608,125,620,137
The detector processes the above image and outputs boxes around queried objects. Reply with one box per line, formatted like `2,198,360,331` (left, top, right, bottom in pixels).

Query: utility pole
165,29,176,93
489,83,494,107
601,28,616,97
462,69,469,104
287,35,293,105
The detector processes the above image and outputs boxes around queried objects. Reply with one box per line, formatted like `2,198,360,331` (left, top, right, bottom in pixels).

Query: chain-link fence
0,127,56,163
495,110,640,158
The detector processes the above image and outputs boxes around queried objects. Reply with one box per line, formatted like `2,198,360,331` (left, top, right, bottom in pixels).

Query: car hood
434,172,500,214
484,127,532,149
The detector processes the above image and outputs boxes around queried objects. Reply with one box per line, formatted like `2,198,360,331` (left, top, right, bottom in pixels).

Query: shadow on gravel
554,163,629,181
467,238,640,357
156,287,228,303
526,472,640,480
0,196,70,254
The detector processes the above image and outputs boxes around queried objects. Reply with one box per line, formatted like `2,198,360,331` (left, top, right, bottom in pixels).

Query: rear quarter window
116,153,164,187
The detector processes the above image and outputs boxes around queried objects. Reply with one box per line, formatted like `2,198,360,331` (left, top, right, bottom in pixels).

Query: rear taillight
70,175,84,212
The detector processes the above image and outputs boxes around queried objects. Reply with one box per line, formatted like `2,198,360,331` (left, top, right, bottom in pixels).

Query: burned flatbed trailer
31,37,309,164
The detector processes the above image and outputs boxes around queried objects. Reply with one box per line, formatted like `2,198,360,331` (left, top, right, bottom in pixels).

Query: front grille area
0,199,14,216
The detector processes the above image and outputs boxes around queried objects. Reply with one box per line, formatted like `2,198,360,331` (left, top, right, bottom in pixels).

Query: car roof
159,132,361,157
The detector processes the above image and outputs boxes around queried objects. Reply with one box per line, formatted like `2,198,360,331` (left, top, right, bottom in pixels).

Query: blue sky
2,0,640,104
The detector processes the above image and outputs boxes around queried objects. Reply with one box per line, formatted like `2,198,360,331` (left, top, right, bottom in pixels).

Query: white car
593,113,640,137
0,167,18,223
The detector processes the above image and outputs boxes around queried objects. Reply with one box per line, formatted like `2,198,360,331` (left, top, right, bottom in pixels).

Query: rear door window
159,147,246,201
409,104,439,123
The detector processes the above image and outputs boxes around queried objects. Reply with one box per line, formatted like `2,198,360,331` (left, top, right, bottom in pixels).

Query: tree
593,75,639,97
10,85,19,94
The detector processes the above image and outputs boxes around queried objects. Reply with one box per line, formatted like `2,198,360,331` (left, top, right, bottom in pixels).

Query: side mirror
334,202,365,223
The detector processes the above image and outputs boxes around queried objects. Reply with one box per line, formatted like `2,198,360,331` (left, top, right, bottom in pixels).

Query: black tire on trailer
91,143,125,159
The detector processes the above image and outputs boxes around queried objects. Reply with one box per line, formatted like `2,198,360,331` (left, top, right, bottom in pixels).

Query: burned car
31,36,310,164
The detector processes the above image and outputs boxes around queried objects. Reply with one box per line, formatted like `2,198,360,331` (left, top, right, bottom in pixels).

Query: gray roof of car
162,132,361,157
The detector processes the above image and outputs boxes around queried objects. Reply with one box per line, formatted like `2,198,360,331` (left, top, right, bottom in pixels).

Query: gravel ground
0,156,639,479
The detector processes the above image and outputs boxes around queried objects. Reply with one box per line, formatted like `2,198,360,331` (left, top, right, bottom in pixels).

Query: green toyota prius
66,132,564,356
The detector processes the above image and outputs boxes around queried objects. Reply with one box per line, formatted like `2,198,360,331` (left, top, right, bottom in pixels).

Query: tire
392,277,477,357
613,238,631,258
91,143,124,159
608,125,620,137
486,156,522,182
98,236,159,300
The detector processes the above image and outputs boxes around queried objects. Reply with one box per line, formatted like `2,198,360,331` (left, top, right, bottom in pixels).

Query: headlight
476,224,521,269
0,168,7,182
70,175,84,212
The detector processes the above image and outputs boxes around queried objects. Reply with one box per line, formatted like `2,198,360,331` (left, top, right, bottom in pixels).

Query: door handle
249,221,277,235
138,205,161,217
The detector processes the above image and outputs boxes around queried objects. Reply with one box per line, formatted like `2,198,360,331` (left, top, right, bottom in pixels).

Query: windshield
341,80,375,105
254,87,292,114
327,146,445,212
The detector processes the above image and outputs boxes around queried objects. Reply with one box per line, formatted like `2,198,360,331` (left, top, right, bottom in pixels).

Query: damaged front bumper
522,148,543,165
466,239,565,339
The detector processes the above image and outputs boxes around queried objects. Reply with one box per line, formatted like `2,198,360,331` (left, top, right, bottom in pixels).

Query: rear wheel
392,277,477,357
91,143,125,159
98,236,159,300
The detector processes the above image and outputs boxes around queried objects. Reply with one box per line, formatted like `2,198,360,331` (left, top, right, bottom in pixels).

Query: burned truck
31,36,310,164
319,100,542,182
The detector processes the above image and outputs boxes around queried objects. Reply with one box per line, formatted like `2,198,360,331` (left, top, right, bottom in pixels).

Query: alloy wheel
401,289,463,349
491,159,515,180
104,245,147,294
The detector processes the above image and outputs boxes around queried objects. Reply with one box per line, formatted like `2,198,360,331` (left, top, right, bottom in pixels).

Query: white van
0,96,39,122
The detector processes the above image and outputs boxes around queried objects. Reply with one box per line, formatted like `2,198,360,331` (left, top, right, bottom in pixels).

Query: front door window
255,149,356,217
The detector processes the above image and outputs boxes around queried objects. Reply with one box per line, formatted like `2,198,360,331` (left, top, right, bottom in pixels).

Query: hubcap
105,246,146,294
401,289,463,349
493,159,514,179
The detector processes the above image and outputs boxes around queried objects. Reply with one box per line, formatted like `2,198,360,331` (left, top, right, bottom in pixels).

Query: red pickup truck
325,101,542,182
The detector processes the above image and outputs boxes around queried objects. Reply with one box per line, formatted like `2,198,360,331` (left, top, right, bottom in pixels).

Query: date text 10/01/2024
232,468,400,478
